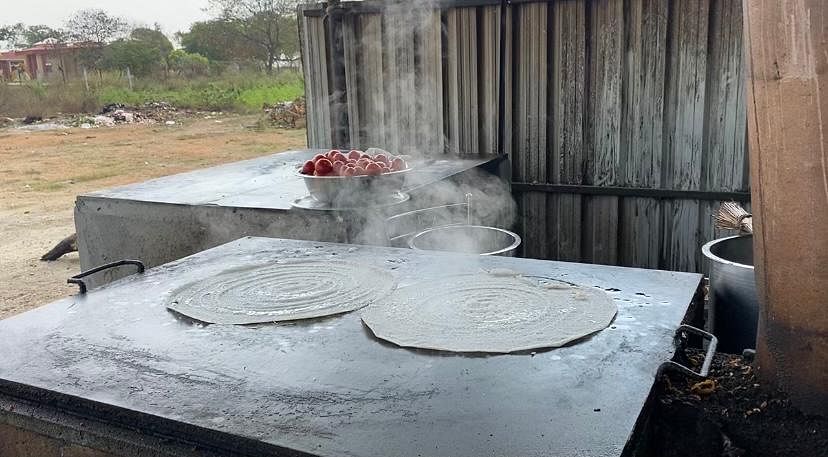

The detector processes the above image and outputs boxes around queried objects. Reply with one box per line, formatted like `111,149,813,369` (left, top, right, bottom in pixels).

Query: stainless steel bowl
295,167,411,205
408,225,522,256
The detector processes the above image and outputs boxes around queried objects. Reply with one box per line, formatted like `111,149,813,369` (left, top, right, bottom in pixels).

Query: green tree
0,23,23,47
177,20,258,63
22,25,67,45
129,26,173,72
102,39,165,77
130,27,172,56
65,9,128,76
208,0,301,73
0,24,17,42
65,9,127,43
276,15,299,63
1,24,67,48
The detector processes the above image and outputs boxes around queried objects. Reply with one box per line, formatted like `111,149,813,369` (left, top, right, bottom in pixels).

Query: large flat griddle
0,237,702,457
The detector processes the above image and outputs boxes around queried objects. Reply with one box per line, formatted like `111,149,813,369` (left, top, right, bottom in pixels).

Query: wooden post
325,0,350,148
126,67,133,91
743,0,828,414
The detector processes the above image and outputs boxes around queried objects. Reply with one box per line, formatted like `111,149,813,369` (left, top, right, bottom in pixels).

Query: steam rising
350,166,519,260
348,0,446,155
340,1,518,258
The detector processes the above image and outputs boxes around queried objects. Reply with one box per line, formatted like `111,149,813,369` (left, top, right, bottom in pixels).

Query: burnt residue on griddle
43,333,246,391
260,385,437,421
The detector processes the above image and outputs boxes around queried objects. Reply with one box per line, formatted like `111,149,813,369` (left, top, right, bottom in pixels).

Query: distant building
0,51,27,81
0,38,98,82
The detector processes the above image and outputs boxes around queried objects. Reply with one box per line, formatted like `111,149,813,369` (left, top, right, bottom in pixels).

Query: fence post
83,67,89,91
126,67,133,91
743,0,828,414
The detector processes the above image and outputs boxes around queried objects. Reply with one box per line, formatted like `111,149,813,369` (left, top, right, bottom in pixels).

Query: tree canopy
65,9,127,44
102,39,162,77
22,25,67,45
130,26,173,58
131,26,174,70
101,26,175,76
2,4,303,79
177,20,259,63
0,23,67,47
207,0,301,72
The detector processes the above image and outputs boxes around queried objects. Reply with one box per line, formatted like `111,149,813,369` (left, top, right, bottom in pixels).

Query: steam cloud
342,1,518,258
304,0,520,258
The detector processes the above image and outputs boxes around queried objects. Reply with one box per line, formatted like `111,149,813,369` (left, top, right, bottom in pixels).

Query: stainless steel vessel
408,225,521,256
702,235,759,353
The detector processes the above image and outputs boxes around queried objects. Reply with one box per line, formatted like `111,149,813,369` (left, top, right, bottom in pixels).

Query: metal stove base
0,237,703,457
0,387,665,457
0,388,292,457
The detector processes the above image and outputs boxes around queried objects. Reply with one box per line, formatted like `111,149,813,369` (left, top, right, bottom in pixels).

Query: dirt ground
0,114,306,319
650,349,828,456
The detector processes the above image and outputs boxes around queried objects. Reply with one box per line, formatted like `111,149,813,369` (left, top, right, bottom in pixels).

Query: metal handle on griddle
656,324,718,379
68,260,145,294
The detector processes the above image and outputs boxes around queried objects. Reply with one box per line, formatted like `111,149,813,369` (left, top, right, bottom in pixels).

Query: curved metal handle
657,324,718,379
68,260,145,294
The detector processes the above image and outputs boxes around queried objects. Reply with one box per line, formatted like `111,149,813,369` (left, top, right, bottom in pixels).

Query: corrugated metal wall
299,0,748,273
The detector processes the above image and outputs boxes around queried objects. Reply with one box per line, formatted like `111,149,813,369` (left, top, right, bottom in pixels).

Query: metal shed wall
298,0,748,273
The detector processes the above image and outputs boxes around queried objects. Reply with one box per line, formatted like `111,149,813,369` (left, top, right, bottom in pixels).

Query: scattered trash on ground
93,115,116,127
15,122,70,132
2,98,306,131
263,96,306,129
1,101,186,131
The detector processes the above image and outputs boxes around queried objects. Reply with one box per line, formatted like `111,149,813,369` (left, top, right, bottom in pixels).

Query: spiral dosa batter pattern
167,260,397,324
361,274,617,353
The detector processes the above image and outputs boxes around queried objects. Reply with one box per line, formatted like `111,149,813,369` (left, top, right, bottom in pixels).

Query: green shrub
238,83,304,109
100,70,304,112
102,39,166,77
169,50,210,77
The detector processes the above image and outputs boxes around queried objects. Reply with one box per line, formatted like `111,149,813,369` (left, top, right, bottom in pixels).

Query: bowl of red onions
296,148,411,205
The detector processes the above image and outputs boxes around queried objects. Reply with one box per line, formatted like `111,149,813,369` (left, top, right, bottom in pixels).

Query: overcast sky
4,0,212,38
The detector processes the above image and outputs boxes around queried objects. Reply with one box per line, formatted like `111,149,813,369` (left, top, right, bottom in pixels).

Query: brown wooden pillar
34,54,45,81
743,0,828,414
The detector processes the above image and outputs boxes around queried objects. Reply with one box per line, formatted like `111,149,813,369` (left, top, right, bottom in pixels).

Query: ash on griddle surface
648,349,828,457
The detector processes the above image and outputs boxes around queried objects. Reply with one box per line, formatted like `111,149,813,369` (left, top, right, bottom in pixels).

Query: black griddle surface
0,238,701,457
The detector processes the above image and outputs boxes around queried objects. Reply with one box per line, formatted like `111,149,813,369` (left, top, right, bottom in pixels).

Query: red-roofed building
0,39,98,81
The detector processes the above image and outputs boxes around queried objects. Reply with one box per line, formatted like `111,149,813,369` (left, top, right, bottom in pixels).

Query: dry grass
0,115,307,318
0,82,99,118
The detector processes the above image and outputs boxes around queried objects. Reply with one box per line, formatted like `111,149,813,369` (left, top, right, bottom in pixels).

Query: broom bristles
716,201,753,234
